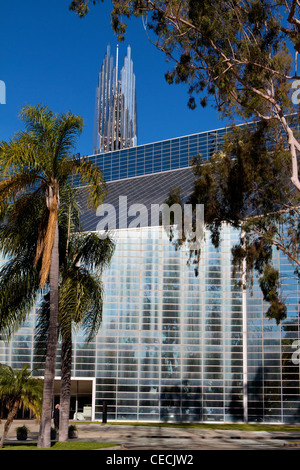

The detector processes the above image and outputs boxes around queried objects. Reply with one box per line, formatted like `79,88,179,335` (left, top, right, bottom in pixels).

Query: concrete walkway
2,420,300,450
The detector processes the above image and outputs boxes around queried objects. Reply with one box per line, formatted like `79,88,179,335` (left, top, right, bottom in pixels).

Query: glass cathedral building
1,125,300,423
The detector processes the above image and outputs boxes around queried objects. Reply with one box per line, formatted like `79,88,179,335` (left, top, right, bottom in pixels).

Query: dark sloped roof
78,167,195,232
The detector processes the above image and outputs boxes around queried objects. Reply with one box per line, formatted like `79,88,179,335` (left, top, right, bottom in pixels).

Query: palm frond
0,254,40,340
0,364,43,417
34,293,50,364
0,171,45,216
19,104,55,143
58,183,82,263
0,103,109,362
60,155,107,209
0,189,46,259
71,232,115,271
59,265,104,341
53,112,84,163
0,137,41,176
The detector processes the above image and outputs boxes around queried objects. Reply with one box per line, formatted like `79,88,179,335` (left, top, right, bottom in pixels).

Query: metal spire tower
93,45,137,154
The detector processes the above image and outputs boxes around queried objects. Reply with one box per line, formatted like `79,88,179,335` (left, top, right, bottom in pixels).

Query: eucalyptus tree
0,104,106,448
163,120,300,324
69,0,300,322
70,0,300,193
0,364,43,448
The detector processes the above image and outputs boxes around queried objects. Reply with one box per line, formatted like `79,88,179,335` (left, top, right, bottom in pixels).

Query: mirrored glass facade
93,225,244,422
88,127,228,184
1,223,300,423
1,122,300,423
247,246,300,423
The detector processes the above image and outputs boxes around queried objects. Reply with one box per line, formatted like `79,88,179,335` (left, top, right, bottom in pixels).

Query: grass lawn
1,442,119,450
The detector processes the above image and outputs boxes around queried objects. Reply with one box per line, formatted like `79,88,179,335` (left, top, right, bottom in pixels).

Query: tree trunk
59,335,72,442
37,221,59,448
0,401,19,449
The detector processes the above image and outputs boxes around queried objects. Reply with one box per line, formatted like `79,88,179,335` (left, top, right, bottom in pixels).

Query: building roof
78,167,195,232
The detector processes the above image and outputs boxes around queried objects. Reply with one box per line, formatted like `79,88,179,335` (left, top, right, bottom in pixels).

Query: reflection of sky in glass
1,221,300,423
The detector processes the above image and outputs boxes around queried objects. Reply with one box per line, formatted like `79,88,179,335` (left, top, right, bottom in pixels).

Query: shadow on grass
90,421,300,433
1,442,119,450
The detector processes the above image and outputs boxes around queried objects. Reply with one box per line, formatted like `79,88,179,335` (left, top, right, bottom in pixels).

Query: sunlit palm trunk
59,335,72,442
0,400,19,449
37,221,59,449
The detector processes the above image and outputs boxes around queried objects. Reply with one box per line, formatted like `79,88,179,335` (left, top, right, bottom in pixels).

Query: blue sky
0,0,230,156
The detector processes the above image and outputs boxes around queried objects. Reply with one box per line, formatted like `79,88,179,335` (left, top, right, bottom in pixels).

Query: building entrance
54,378,94,421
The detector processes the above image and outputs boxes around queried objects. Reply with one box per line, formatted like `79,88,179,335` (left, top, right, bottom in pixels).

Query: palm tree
0,364,43,448
0,180,113,445
0,104,106,448
33,182,114,441
35,231,115,441
59,233,114,441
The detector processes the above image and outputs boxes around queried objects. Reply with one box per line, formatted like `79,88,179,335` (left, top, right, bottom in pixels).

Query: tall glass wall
247,244,300,423
1,224,300,423
94,225,244,422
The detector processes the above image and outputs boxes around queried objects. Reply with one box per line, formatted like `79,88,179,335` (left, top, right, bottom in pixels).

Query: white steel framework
93,45,137,154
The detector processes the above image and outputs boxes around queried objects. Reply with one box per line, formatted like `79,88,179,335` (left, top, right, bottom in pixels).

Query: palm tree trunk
59,200,73,443
0,401,19,449
37,221,59,449
59,335,72,442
